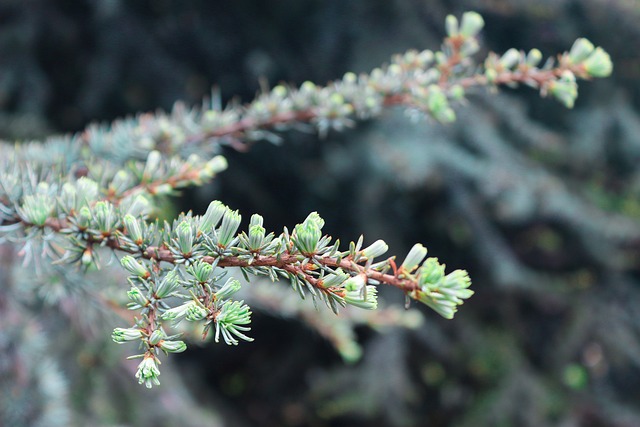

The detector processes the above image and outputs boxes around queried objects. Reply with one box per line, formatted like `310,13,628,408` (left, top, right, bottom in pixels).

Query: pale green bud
185,303,208,322
343,71,357,84
187,260,213,283
135,355,161,388
93,201,117,233
410,268,473,319
81,248,94,266
112,327,142,343
127,286,149,308
123,214,143,244
548,76,578,109
199,200,227,233
175,220,194,254
76,206,92,229
161,301,194,322
218,208,241,247
526,49,543,67
499,48,522,69
569,38,595,63
155,269,181,299
214,300,253,345
418,257,445,285
143,150,162,180
459,11,484,38
110,170,132,194
401,244,428,273
159,339,187,353
75,177,99,204
343,274,366,292
201,155,228,179
361,239,389,259
300,81,316,93
148,329,165,346
583,47,613,77
120,255,148,278
248,214,266,250
272,85,288,98
294,212,324,254
215,278,242,300
445,15,459,37
19,194,52,227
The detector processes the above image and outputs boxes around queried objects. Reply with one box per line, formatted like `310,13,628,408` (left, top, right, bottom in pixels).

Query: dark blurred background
2,0,640,426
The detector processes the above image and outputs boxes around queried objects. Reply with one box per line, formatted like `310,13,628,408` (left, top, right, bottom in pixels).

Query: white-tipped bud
215,278,242,300
120,255,148,278
123,214,143,244
110,170,132,195
155,269,181,299
417,257,445,286
459,11,484,38
112,327,143,343
76,206,92,229
187,260,213,283
343,71,357,84
294,212,324,254
127,286,149,308
343,274,366,292
218,208,241,247
445,15,459,37
583,47,613,78
401,244,428,273
568,38,595,63
200,200,227,233
202,155,228,178
361,239,389,259
175,220,194,254
185,304,208,322
81,248,94,266
499,48,522,69
135,355,161,388
143,150,162,180
547,77,578,109
148,329,165,346
159,340,187,353
526,49,543,67
248,214,266,250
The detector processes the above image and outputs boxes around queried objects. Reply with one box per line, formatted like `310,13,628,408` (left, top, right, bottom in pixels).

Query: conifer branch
0,11,613,388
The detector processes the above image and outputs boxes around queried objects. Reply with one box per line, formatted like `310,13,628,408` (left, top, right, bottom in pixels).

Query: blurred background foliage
1,0,640,426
